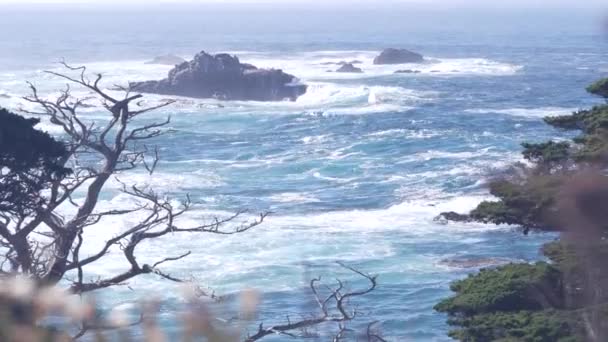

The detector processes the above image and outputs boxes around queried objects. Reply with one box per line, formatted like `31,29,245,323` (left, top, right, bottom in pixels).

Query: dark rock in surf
374,48,424,65
132,51,307,102
394,69,421,74
144,54,187,66
321,60,363,66
434,211,472,224
335,63,363,73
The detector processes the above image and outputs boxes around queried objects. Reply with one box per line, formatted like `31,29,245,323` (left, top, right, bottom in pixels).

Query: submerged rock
374,48,424,65
132,51,307,102
144,54,187,65
335,63,363,73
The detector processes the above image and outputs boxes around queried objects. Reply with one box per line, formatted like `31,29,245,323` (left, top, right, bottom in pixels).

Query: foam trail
465,107,578,118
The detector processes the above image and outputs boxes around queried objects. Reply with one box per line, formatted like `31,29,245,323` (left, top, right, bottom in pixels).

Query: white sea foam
417,150,482,161
68,188,504,295
301,135,332,144
106,170,225,191
238,50,522,78
0,51,512,118
1,81,428,118
366,128,444,139
267,192,320,204
0,51,477,118
465,107,577,118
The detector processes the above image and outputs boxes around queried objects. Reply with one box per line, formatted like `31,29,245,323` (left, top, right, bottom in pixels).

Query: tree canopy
587,78,608,99
0,108,70,217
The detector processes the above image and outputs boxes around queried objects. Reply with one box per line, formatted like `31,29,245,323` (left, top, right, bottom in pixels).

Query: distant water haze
1,0,607,8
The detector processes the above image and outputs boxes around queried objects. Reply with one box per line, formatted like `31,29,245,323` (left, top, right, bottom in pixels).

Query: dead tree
245,263,384,342
0,63,383,341
0,62,266,292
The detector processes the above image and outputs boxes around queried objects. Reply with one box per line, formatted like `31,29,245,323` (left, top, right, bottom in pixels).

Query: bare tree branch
3,64,263,293
244,263,378,342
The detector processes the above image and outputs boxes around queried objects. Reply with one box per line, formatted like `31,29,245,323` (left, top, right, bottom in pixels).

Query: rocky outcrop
144,54,187,65
335,63,363,73
434,211,472,224
374,48,424,65
132,51,307,102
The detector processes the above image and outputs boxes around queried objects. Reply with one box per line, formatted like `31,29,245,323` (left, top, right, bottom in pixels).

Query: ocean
0,3,607,340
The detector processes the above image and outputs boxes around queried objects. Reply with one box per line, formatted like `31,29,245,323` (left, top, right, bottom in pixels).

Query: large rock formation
335,63,363,73
132,51,307,101
144,54,186,66
374,48,424,65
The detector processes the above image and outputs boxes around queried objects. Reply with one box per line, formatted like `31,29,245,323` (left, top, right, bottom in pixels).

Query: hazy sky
1,0,606,8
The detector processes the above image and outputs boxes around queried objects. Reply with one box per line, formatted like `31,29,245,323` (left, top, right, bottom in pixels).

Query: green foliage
446,310,583,342
434,262,562,315
469,200,524,226
544,105,608,134
446,84,608,231
468,176,562,229
464,102,608,231
436,77,608,342
571,129,608,161
521,141,571,164
434,258,598,341
586,78,608,98
0,108,70,215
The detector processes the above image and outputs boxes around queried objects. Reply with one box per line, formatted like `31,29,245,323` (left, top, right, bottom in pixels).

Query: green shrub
468,175,562,229
586,78,608,98
544,105,608,134
446,310,583,342
521,141,571,164
434,262,563,315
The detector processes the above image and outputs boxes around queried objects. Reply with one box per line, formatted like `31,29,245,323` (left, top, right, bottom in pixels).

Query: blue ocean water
1,4,607,340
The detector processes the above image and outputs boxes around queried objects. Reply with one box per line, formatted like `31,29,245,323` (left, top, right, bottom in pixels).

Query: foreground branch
245,263,379,341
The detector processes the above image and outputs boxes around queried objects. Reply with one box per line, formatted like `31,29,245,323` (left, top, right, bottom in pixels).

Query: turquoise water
1,4,607,340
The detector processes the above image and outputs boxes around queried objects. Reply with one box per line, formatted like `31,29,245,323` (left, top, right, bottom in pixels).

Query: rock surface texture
132,51,307,101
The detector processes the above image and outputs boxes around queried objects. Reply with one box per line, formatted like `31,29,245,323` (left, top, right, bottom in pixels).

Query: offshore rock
132,51,307,101
335,63,363,73
374,48,424,64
